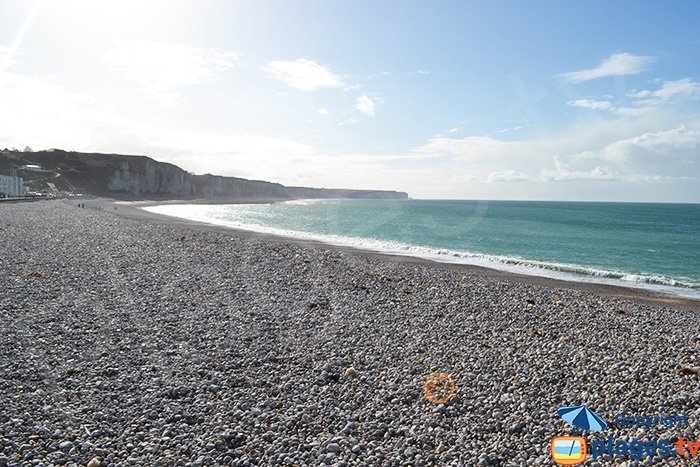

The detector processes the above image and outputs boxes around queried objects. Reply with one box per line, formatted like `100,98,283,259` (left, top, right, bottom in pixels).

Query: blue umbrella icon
558,405,607,432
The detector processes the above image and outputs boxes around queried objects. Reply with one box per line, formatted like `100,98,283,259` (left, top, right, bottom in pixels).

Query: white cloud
2,66,699,201
597,126,700,162
1,1,41,71
567,99,612,110
262,58,344,91
568,80,700,118
318,107,329,116
411,114,700,194
0,46,16,70
558,53,655,83
355,95,376,116
0,71,93,149
416,135,518,161
611,106,654,117
613,79,700,117
410,70,430,75
497,125,526,134
486,170,531,182
102,40,239,105
540,157,617,182
627,89,652,99
0,70,415,192
632,78,700,101
629,174,694,183
654,79,700,99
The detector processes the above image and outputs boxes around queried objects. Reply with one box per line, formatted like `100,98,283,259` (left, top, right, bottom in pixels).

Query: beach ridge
1,200,698,465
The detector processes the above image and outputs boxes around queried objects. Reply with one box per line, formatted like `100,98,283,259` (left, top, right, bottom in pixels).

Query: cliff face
108,159,193,196
190,174,288,199
0,150,408,200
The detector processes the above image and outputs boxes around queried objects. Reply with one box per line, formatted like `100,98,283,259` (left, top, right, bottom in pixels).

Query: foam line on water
142,204,700,299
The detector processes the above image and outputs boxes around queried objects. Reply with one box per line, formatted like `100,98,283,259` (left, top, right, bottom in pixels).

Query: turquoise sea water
144,200,700,298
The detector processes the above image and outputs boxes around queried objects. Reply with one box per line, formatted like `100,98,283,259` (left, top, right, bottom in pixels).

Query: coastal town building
0,174,25,197
20,164,44,172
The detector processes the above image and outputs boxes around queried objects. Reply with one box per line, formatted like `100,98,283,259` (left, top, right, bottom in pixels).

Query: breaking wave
143,203,700,299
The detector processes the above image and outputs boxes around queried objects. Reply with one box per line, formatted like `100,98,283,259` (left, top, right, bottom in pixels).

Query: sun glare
49,0,179,31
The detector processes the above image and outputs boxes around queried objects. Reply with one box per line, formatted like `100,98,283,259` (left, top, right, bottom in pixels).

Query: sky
1,0,700,202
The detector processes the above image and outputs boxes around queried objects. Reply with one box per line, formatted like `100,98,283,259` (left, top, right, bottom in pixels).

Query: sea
143,200,700,299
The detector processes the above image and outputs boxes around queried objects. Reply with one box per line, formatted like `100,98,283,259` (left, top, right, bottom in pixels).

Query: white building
0,174,24,197
20,164,44,172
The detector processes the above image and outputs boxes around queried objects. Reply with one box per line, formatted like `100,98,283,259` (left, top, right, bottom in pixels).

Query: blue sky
1,0,699,201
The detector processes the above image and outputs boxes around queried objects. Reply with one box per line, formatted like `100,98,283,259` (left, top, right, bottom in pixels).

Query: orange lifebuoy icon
423,373,456,404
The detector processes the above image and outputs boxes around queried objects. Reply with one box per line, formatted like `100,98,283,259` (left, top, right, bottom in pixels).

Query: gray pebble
0,201,697,466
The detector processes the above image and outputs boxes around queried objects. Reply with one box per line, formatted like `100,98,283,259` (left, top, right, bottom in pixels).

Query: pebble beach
1,200,699,466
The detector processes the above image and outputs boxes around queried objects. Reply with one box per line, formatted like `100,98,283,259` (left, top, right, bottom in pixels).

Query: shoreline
99,198,700,311
113,196,295,206
3,199,699,465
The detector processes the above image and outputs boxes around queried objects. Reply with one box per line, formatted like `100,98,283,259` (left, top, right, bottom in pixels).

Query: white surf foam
142,203,700,300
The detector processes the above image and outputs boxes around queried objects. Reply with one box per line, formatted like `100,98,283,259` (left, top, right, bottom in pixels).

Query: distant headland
0,149,408,201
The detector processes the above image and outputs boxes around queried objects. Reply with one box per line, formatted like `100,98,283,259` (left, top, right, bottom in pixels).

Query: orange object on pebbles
423,373,456,404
